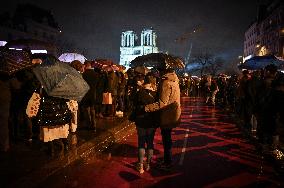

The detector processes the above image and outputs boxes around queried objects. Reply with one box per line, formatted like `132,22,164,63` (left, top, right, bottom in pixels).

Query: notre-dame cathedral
119,28,159,68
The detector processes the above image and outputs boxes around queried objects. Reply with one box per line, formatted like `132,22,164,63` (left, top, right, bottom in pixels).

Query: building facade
0,4,61,55
244,23,258,59
243,0,284,60
119,28,159,68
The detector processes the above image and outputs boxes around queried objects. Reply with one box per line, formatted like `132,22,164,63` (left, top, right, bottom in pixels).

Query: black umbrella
0,48,33,76
32,57,89,102
134,66,150,75
238,55,284,70
130,53,185,69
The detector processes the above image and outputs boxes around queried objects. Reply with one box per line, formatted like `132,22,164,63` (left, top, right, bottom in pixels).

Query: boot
136,148,145,174
145,149,153,171
136,162,144,174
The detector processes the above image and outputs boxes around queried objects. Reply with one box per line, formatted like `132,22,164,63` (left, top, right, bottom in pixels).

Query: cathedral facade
119,28,159,68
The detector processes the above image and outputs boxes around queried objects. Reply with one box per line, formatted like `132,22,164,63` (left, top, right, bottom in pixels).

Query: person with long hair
145,68,181,170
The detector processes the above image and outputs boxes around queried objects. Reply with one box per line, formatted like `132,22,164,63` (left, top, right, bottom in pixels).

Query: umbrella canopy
32,57,89,101
130,53,185,69
58,53,87,63
92,59,123,72
238,55,284,70
0,48,33,76
134,66,150,75
101,64,120,72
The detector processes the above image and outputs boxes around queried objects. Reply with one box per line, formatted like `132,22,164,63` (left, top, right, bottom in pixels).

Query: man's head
70,60,84,72
84,61,92,70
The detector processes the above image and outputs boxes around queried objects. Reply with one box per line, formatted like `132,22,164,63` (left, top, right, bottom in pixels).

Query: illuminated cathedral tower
119,28,159,68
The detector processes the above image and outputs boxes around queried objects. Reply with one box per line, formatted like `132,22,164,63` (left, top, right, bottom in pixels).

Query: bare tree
192,51,214,77
206,57,224,76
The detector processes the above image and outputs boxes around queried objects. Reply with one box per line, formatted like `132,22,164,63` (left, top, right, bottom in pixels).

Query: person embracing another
145,68,181,170
132,74,158,174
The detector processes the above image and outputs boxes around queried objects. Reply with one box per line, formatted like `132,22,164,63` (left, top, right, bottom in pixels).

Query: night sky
1,0,258,64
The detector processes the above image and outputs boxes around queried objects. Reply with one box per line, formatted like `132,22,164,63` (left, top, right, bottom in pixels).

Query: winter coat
34,90,72,127
132,84,158,128
117,73,127,97
96,71,107,104
26,89,72,142
82,69,99,106
107,71,119,96
145,72,181,128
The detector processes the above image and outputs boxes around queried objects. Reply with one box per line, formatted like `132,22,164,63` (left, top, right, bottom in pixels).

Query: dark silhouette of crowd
178,66,284,159
1,53,283,165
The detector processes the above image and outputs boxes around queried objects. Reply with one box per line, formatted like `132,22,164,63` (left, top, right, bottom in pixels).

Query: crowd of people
235,65,284,157
179,65,284,159
1,52,283,173
0,55,182,173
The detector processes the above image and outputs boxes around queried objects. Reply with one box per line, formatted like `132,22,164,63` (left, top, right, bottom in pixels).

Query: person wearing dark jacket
116,72,127,116
81,61,98,131
95,69,107,118
106,71,119,117
132,75,158,174
256,69,284,153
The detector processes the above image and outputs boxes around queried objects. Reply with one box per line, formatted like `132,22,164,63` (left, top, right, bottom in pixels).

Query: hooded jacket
145,72,181,128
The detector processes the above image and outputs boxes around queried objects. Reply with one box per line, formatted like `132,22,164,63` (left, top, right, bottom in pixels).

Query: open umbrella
92,59,122,72
101,64,120,72
32,57,89,101
134,66,150,75
58,53,87,63
0,48,33,76
130,53,185,69
92,59,113,68
238,55,284,70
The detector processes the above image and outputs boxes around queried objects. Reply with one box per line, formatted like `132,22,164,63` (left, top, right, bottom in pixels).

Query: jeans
137,127,156,150
161,128,173,164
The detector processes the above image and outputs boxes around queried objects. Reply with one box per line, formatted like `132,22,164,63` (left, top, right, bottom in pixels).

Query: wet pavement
0,116,135,188
37,97,284,188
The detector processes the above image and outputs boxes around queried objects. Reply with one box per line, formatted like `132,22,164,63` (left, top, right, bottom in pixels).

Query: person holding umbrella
131,53,183,170
26,57,89,156
145,68,181,170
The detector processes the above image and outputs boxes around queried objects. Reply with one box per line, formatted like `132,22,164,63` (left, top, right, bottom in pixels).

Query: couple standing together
132,68,181,173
